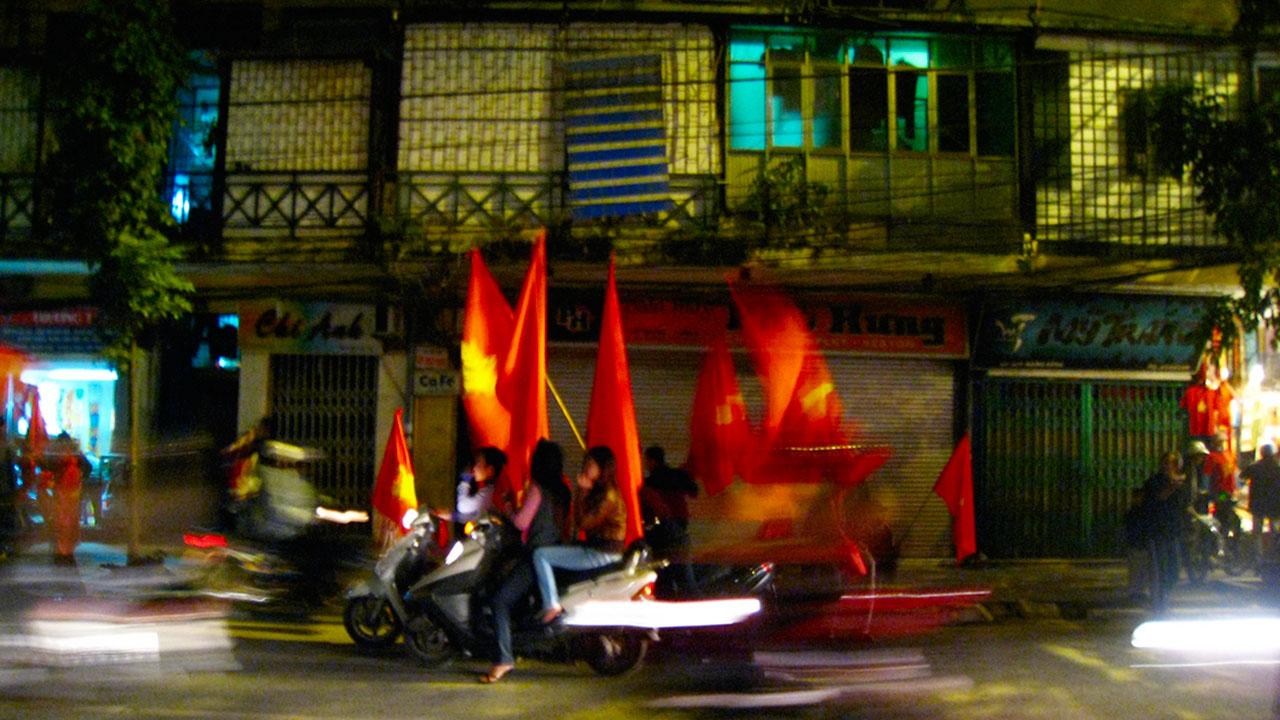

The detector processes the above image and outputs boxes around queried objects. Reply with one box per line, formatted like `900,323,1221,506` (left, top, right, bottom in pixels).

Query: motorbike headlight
444,541,464,566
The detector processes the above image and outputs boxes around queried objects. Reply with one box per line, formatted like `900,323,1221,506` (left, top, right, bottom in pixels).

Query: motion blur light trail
563,598,762,628
649,647,973,709
1131,617,1280,653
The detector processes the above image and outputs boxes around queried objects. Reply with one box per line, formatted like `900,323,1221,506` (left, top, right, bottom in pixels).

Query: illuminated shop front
2,308,118,461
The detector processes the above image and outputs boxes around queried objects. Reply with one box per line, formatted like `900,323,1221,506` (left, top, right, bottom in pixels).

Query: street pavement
1,541,1279,719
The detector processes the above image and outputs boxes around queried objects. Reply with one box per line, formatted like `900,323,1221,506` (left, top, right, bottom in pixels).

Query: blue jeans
531,545,621,613
489,560,534,666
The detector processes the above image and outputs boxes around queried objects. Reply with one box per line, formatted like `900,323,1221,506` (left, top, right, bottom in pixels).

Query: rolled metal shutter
547,345,957,558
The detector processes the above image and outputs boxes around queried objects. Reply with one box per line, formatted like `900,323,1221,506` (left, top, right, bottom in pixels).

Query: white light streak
563,598,762,629
1131,617,1280,653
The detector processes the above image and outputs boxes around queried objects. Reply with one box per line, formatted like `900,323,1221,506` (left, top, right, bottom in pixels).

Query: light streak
1131,617,1280,653
563,598,761,629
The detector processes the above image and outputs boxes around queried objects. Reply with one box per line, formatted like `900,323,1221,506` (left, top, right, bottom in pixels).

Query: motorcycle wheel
581,632,648,677
1222,532,1249,577
405,619,454,667
343,596,402,649
1186,534,1211,585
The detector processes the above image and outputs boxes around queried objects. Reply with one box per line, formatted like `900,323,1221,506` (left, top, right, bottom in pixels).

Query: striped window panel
565,54,673,220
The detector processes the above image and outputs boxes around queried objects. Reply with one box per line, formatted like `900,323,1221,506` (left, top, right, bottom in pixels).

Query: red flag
372,409,419,550
933,433,977,564
728,281,858,485
462,247,514,451
496,230,548,504
686,336,751,496
585,256,643,544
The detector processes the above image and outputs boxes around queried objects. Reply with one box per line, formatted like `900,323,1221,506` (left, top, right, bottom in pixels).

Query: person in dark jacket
1140,450,1191,613
481,440,570,683
531,446,626,625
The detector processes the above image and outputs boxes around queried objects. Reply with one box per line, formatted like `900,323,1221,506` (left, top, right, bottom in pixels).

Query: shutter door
547,345,957,558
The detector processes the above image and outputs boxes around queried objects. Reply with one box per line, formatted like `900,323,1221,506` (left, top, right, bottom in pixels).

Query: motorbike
343,509,440,649
186,442,371,612
1184,491,1253,583
392,513,662,677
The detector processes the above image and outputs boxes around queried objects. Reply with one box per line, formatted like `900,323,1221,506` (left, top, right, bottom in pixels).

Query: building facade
0,0,1264,557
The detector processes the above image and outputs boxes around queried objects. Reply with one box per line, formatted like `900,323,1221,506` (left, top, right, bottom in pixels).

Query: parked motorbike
397,513,661,677
1185,491,1252,583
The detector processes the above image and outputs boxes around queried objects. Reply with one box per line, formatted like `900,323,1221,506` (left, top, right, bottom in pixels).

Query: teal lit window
727,29,1015,158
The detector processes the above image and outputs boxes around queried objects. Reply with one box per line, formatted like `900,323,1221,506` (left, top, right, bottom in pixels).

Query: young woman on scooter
531,446,627,625
480,440,571,684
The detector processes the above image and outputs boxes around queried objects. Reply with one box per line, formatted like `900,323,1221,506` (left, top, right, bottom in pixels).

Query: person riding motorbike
481,440,570,684
531,445,626,625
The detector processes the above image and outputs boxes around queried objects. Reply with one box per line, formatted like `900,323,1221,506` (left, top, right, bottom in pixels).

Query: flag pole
546,376,585,450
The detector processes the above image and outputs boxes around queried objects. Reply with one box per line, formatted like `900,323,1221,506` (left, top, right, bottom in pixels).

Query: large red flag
461,248,514,451
496,230,548,504
585,256,643,544
933,433,977,564
686,336,751,496
372,409,419,551
728,281,858,485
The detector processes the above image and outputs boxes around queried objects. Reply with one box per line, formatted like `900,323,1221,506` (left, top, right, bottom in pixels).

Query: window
727,29,1016,157
167,54,221,223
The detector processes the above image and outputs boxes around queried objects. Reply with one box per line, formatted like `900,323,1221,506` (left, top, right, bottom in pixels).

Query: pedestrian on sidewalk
1140,450,1191,614
1123,487,1149,602
1243,444,1280,558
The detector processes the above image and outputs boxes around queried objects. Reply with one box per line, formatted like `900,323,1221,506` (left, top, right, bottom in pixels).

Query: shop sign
414,345,450,370
239,301,380,354
0,307,102,355
976,295,1205,371
548,290,967,357
414,369,459,396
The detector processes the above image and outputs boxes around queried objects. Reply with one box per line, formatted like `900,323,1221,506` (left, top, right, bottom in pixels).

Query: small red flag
686,336,751,496
461,247,514,451
585,256,644,545
496,230,548,504
372,409,418,550
23,386,48,459
933,433,977,564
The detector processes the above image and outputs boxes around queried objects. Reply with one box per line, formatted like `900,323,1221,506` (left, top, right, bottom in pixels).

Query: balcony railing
222,172,371,237
395,171,720,231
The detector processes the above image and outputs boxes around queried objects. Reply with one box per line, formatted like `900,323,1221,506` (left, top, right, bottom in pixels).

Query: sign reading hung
565,54,673,220
239,301,381,355
976,295,1206,371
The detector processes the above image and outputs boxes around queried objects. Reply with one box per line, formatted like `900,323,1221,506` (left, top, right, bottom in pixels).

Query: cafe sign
239,301,381,355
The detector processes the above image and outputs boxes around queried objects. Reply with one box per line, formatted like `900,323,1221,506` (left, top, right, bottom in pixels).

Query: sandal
479,665,513,684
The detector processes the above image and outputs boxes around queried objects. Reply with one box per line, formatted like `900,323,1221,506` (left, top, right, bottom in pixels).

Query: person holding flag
531,446,626,624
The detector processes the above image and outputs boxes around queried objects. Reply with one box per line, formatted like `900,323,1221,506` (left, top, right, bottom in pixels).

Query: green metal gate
974,378,1183,558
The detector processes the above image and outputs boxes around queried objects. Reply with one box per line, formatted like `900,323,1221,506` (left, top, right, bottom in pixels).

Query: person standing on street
1140,450,1191,614
1243,444,1280,558
1203,430,1240,535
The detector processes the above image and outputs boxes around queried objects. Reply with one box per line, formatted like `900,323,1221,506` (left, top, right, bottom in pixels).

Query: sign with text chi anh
976,295,1206,371
239,301,381,355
